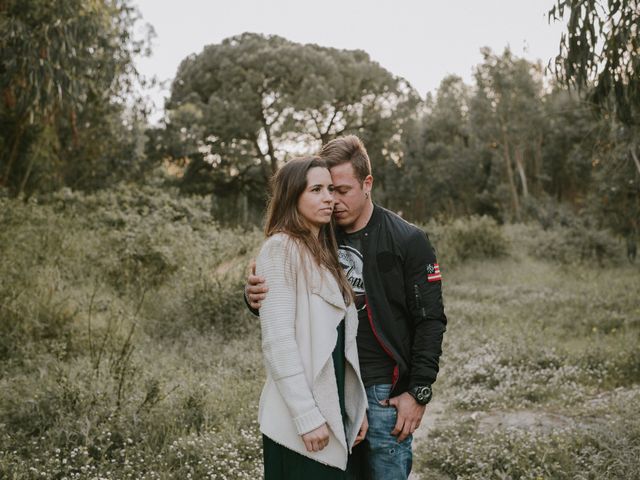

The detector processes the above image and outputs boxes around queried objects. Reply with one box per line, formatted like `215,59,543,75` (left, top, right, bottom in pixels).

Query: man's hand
386,392,426,442
301,423,330,452
353,414,368,446
245,260,268,310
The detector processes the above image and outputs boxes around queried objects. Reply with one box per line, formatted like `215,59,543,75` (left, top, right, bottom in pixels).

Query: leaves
158,33,419,203
0,0,153,194
550,0,640,125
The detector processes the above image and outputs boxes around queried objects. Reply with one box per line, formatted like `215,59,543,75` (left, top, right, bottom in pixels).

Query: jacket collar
366,204,384,230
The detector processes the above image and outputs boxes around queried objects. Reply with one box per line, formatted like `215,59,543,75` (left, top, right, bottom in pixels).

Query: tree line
1,0,638,238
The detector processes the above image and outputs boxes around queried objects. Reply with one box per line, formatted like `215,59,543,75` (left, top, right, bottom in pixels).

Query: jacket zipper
365,297,399,394
414,284,427,320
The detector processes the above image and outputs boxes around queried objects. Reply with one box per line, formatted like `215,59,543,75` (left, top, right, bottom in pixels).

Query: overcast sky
133,0,566,122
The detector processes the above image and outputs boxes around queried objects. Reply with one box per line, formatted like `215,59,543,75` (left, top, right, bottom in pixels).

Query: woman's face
297,166,335,234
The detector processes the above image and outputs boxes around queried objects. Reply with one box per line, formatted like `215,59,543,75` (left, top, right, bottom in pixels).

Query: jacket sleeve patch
426,263,442,283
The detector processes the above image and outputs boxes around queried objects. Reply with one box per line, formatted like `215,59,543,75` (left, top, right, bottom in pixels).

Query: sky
133,0,567,122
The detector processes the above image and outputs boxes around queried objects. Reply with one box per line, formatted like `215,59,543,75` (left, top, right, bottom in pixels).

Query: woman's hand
354,414,368,446
301,423,330,452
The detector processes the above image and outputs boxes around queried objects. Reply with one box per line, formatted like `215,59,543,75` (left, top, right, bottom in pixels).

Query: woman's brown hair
264,156,352,305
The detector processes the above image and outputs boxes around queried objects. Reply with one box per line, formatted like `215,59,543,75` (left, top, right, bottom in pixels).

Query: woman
256,156,368,479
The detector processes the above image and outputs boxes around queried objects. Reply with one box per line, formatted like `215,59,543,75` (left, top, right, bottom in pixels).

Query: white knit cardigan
256,233,368,470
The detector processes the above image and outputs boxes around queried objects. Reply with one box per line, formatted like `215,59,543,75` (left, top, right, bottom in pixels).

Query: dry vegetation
0,187,637,479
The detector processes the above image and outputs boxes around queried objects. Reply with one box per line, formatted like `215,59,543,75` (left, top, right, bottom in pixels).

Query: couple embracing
245,135,447,479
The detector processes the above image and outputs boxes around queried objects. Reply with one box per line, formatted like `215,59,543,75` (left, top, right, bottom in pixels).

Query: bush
538,224,622,265
507,223,624,265
423,216,510,268
0,186,270,478
146,276,257,340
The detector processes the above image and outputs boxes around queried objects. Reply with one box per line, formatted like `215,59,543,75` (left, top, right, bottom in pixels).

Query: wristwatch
408,385,433,405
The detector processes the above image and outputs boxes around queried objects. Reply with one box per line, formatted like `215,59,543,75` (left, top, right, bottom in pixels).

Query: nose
323,188,334,203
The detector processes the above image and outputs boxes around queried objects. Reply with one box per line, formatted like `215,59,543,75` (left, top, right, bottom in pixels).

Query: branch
322,107,341,140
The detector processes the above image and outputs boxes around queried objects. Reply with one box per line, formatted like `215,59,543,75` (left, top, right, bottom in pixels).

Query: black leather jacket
338,205,447,397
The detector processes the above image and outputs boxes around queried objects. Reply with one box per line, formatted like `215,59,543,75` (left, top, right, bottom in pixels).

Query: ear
363,174,373,195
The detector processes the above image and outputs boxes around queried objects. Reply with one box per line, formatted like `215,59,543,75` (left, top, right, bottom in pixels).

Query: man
246,135,447,479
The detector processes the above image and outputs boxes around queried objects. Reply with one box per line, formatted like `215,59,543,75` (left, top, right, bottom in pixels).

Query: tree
470,48,546,221
158,33,419,214
549,0,640,126
541,87,597,204
397,75,488,220
0,0,151,195
550,0,640,240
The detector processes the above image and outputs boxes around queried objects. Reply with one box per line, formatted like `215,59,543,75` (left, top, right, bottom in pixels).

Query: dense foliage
1,3,637,240
549,0,640,126
0,0,152,196
148,33,419,222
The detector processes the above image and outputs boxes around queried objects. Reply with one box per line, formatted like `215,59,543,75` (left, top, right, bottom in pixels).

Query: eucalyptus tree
549,0,640,126
398,75,490,220
541,88,597,204
160,33,419,205
550,0,639,238
470,48,546,221
0,0,150,195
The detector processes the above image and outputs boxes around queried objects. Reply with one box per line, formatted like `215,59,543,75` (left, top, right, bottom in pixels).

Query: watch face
414,386,432,404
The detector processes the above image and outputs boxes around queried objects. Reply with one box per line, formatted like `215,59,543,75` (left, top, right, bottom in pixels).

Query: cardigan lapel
310,270,347,312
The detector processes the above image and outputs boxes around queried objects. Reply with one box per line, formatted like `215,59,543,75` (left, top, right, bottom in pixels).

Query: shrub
507,222,624,265
423,216,510,268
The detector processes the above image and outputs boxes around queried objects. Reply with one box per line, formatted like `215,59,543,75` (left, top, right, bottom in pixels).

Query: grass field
0,188,638,479
413,252,640,480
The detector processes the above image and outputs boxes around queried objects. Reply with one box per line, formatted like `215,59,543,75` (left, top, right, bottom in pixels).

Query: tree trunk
631,146,640,176
252,136,271,185
534,135,543,194
514,147,529,198
320,107,340,144
17,152,36,198
261,118,277,174
501,132,521,221
2,119,25,185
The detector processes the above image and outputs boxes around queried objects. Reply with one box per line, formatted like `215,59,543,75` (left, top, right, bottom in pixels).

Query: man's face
329,162,372,230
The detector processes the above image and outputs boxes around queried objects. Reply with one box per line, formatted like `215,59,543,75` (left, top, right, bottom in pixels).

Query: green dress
263,320,350,479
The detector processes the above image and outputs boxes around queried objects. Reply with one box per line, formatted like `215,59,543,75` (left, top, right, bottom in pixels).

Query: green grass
0,188,637,479
0,187,265,479
414,248,640,479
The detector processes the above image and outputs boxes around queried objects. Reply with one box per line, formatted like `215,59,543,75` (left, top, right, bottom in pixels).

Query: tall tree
541,87,598,204
398,75,488,220
0,0,151,195
550,0,640,240
158,33,419,208
470,48,546,221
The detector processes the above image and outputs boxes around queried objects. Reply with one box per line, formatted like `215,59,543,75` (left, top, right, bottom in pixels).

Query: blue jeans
365,384,413,480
